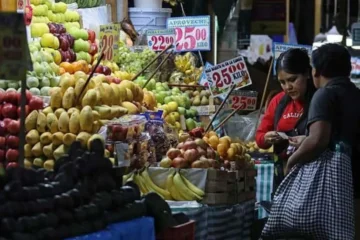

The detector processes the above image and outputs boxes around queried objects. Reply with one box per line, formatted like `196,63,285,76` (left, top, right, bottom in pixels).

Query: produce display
123,168,205,201
0,140,174,239
246,141,273,154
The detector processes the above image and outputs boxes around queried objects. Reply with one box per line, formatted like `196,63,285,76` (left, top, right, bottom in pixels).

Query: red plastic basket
156,220,195,240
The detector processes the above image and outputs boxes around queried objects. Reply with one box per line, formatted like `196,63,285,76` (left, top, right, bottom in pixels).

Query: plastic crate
156,220,195,240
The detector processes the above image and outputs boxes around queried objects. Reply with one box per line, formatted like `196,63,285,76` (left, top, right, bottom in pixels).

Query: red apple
0,137,6,149
6,149,19,162
16,90,32,105
87,29,96,43
6,135,19,148
0,149,5,162
89,42,98,55
2,103,17,119
60,49,71,62
69,49,76,62
3,91,17,105
17,105,30,118
6,162,19,169
64,33,75,48
102,66,111,76
3,118,11,127
0,91,5,104
47,23,58,34
95,65,103,74
7,120,20,135
28,96,43,111
0,121,7,135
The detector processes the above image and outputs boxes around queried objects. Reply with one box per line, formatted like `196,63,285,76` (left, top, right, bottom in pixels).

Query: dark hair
276,48,316,125
312,43,352,78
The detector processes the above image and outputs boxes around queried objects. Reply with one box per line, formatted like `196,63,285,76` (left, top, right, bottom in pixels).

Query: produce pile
123,168,205,201
0,140,172,239
0,90,44,169
158,130,251,170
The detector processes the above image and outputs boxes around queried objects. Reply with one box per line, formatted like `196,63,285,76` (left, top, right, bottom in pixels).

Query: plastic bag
223,110,263,142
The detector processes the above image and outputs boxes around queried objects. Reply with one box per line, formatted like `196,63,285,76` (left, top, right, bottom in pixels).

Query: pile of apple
160,138,219,169
0,90,43,167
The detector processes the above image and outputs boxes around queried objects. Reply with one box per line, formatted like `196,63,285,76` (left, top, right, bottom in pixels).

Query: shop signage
146,29,175,51
272,42,312,75
251,0,286,35
99,24,120,61
0,12,29,81
229,90,258,111
167,15,211,52
205,56,252,97
351,22,360,46
198,62,213,86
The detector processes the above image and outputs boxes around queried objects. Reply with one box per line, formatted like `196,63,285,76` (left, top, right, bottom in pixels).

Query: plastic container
156,220,195,240
106,115,147,142
134,0,162,8
128,8,172,32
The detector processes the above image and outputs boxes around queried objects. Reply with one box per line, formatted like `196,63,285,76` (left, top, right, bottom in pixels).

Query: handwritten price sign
167,16,210,52
229,90,258,111
146,29,175,51
206,56,252,97
99,24,120,61
0,13,29,81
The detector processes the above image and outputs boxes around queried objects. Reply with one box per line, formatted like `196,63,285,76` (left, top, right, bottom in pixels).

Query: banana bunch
166,171,205,201
123,169,205,201
174,53,196,74
123,169,172,200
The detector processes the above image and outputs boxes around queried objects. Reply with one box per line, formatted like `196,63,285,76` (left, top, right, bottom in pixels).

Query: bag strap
274,95,289,131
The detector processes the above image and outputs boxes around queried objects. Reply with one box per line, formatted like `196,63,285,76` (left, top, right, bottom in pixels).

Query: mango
26,129,40,145
40,132,53,145
43,143,54,159
25,110,38,132
52,132,64,146
81,89,97,108
69,112,80,134
46,113,58,133
121,101,139,114
36,112,47,133
62,87,75,109
50,87,62,109
76,132,92,148
79,106,93,132
63,133,77,146
58,112,70,133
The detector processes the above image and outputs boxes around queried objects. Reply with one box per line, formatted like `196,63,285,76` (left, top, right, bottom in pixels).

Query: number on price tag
229,90,258,111
99,24,120,61
206,56,252,96
0,13,28,81
146,29,175,51
167,16,211,52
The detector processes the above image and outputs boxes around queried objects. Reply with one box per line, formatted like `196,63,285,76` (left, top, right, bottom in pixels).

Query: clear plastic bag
223,110,263,142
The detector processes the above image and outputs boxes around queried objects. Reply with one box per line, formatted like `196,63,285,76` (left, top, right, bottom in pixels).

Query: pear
201,96,209,105
200,90,208,97
192,96,201,106
192,91,200,97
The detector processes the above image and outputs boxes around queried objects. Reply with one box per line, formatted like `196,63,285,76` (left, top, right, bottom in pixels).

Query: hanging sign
146,29,175,51
99,24,120,61
228,90,258,111
272,42,312,75
0,13,29,81
206,56,252,97
167,15,211,52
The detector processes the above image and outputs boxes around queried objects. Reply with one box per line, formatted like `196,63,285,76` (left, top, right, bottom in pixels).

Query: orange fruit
208,135,219,149
59,67,66,75
227,147,236,161
217,144,227,158
219,137,231,148
60,62,74,74
72,61,83,73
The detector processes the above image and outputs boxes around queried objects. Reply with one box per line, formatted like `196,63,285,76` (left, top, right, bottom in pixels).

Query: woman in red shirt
256,48,316,187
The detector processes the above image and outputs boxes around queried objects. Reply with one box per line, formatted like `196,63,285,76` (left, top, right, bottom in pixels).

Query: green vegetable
29,87,40,96
26,76,39,88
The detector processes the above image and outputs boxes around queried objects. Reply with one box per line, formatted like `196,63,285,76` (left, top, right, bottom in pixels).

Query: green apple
52,2,67,13
185,118,197,131
164,96,173,104
178,107,186,115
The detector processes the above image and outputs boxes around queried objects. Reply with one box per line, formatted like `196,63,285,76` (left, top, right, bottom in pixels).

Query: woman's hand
264,131,282,145
288,135,306,148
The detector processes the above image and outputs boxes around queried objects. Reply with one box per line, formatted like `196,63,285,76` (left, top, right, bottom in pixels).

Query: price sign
0,13,29,81
273,42,312,75
198,62,213,86
206,56,252,97
99,24,120,61
146,29,175,51
167,16,211,52
229,90,258,111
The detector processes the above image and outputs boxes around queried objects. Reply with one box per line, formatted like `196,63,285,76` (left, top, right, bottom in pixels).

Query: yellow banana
134,173,149,195
166,173,183,201
123,172,134,184
180,173,205,197
173,172,201,201
141,169,172,200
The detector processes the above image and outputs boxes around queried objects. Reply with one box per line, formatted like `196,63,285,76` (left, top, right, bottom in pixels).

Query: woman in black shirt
262,43,360,239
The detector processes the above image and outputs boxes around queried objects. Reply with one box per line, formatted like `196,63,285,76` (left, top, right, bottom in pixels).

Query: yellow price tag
0,12,29,81
99,24,120,62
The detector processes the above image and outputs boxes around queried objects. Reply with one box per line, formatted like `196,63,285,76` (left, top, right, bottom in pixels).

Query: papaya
25,110,38,132
46,113,58,133
50,87,62,109
76,132,92,148
36,112,47,133
58,112,70,133
62,87,75,109
40,132,53,145
79,106,93,132
26,129,40,145
69,112,80,134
